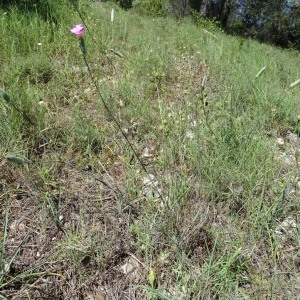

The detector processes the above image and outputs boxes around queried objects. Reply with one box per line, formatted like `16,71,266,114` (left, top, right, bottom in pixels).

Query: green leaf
0,90,11,103
80,38,87,55
289,79,300,88
7,156,26,165
255,66,266,78
148,269,157,288
70,0,79,9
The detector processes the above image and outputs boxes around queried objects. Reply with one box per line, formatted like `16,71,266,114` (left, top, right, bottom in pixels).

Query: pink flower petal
70,24,85,36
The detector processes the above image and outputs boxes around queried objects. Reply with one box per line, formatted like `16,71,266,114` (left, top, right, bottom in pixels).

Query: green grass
1,1,300,299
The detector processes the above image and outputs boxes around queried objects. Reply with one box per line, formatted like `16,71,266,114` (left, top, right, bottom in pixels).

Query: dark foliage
126,0,300,50
231,0,300,50
0,0,62,24
116,0,133,9
183,0,300,50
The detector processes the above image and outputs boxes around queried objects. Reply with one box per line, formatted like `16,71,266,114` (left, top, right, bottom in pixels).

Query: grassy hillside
1,1,300,299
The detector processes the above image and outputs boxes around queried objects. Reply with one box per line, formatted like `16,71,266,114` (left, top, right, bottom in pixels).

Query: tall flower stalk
70,23,166,205
70,24,151,176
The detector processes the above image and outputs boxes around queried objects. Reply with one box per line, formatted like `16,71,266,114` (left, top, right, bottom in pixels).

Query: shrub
191,10,220,32
117,0,133,9
132,0,167,17
166,0,191,18
0,0,71,24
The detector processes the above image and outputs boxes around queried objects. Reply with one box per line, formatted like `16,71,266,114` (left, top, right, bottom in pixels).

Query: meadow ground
1,1,300,299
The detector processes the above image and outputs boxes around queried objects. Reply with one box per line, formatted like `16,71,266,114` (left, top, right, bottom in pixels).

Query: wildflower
70,24,85,38
70,24,86,55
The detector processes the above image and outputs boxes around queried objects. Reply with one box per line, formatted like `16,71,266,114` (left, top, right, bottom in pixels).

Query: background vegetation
3,0,300,49
0,0,300,299
118,0,300,50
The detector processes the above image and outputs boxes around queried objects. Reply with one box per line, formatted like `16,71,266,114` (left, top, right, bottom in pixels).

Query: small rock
142,147,152,158
18,223,26,232
143,174,156,185
278,152,295,167
284,186,297,203
142,174,162,199
119,257,141,282
186,131,194,139
275,216,297,242
9,220,18,232
10,220,26,233
120,261,136,275
287,132,298,143
276,137,285,146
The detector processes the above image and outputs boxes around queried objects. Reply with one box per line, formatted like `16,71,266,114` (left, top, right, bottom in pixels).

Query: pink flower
70,24,85,37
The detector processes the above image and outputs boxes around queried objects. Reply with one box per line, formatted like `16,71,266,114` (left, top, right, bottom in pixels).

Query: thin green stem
82,54,149,174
